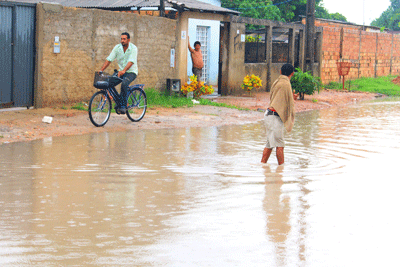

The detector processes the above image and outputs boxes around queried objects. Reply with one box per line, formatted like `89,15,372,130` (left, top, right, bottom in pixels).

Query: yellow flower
242,74,263,92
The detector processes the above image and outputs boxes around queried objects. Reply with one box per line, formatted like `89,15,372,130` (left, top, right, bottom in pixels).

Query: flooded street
1,98,400,266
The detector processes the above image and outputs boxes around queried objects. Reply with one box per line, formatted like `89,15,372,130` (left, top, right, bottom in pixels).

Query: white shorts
264,113,285,148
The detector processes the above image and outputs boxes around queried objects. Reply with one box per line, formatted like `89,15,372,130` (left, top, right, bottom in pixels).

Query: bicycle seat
94,81,109,89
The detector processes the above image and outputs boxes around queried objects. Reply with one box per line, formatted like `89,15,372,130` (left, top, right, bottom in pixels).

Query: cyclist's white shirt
106,43,138,75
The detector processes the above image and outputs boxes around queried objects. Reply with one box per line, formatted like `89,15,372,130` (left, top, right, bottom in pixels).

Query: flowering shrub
245,35,261,43
181,75,214,99
241,74,262,92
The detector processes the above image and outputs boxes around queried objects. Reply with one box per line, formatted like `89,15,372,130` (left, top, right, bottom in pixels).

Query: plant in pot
181,75,214,99
241,74,262,96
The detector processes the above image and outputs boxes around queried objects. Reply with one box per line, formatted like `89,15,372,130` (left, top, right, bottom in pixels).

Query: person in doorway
188,37,204,80
99,32,138,114
261,63,299,165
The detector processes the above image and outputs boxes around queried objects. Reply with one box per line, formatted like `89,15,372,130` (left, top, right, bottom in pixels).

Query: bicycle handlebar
112,69,123,81
98,69,123,81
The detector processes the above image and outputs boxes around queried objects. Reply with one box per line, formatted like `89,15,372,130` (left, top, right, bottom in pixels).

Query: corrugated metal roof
165,0,239,14
2,0,239,14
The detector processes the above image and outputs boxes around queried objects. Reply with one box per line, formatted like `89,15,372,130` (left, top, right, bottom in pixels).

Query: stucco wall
35,3,177,107
225,22,246,95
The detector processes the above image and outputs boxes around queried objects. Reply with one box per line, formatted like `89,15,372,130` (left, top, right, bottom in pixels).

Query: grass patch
347,76,400,96
325,81,343,90
69,88,250,112
325,76,400,96
71,102,87,111
145,88,249,110
145,88,194,108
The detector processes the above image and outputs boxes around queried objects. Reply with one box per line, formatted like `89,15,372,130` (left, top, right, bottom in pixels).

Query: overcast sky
321,0,391,25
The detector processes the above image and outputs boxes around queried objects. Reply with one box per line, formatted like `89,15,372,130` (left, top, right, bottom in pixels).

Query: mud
0,89,378,144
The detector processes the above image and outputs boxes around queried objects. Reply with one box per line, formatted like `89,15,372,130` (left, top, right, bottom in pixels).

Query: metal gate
0,2,36,108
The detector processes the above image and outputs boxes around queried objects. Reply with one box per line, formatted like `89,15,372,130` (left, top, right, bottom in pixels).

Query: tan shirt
269,75,295,132
190,49,204,69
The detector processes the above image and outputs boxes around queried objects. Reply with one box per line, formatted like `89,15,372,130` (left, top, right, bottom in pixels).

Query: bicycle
89,70,147,127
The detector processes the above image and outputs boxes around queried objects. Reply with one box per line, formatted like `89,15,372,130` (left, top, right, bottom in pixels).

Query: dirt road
0,90,378,144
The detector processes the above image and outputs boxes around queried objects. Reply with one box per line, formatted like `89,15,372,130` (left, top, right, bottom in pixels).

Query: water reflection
1,98,400,266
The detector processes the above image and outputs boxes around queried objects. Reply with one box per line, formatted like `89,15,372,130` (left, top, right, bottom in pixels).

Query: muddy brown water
1,98,400,266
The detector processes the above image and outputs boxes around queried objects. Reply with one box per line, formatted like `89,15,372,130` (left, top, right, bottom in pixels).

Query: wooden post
288,28,295,65
305,0,315,74
160,0,165,17
299,29,305,71
316,31,323,77
358,30,362,79
375,33,378,78
265,25,273,91
390,33,394,75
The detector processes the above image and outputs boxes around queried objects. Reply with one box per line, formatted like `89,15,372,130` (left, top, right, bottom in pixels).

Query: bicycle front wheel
126,88,147,122
88,91,111,127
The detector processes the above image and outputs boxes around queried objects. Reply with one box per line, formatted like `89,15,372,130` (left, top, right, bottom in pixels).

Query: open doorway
187,18,220,95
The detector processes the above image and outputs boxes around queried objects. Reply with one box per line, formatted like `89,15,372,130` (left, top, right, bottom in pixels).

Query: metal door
0,2,35,108
0,5,13,107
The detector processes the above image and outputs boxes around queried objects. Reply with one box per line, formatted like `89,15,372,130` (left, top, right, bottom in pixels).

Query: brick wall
321,27,341,83
319,21,400,84
392,34,400,76
35,3,177,107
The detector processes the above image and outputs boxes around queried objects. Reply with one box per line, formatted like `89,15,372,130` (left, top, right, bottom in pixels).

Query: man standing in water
99,32,138,114
188,37,204,80
261,64,298,165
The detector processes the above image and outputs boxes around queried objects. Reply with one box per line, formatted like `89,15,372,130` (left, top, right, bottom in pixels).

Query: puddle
1,98,400,266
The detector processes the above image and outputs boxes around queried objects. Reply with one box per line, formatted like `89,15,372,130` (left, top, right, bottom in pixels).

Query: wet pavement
1,98,400,266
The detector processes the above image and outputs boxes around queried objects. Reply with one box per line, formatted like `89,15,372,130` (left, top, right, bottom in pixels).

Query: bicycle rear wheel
88,91,111,127
126,88,147,122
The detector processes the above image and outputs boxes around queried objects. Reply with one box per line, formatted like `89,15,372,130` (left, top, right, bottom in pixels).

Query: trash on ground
42,116,53,124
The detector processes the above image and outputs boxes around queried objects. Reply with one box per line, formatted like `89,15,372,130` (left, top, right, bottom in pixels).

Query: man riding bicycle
99,32,138,114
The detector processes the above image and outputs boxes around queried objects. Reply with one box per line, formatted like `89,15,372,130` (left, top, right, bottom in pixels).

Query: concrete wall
224,22,246,95
245,63,285,92
35,2,177,107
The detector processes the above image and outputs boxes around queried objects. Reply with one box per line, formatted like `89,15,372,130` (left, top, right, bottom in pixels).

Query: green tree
329,12,347,22
316,6,348,22
221,0,283,22
371,0,399,30
221,0,347,24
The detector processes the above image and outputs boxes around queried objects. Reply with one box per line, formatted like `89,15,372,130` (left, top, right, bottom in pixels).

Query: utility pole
305,0,316,74
160,0,165,17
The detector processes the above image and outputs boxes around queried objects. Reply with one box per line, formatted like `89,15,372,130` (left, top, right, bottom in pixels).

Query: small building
1,0,324,108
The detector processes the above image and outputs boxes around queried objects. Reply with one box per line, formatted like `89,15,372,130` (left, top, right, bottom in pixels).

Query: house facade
187,0,222,87
1,0,328,109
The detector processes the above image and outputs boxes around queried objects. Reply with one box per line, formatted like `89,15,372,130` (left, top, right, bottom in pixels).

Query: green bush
291,68,321,100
